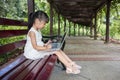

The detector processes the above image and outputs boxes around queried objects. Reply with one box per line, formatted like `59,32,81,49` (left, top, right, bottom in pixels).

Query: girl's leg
54,51,80,74
59,50,82,69
54,51,72,68
59,50,73,63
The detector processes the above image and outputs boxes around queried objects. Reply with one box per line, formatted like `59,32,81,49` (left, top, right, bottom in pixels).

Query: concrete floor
50,61,120,80
65,37,120,61
50,37,120,80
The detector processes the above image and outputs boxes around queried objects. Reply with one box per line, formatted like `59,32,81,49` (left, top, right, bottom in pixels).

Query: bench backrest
0,18,28,65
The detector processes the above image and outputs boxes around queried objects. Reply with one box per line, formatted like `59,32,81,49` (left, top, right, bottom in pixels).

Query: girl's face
34,19,46,29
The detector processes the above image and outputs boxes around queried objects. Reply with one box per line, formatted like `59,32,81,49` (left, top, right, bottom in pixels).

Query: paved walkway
50,61,120,80
65,37,120,61
50,37,120,80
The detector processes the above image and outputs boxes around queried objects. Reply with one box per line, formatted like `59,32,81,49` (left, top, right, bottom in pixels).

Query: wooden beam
0,40,26,54
105,0,111,43
68,18,91,22
54,0,100,3
50,3,54,35
60,10,93,15
66,15,93,19
0,18,27,26
95,1,107,12
0,30,28,38
60,9,94,14
57,3,98,7
61,7,94,11
63,14,92,19
73,21,91,26
68,19,92,26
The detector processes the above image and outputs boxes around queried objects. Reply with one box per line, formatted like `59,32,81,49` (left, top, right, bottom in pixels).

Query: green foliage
0,25,27,30
0,35,26,46
0,0,28,21
97,1,120,39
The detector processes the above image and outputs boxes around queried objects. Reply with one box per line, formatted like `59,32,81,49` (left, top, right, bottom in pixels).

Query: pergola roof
48,0,109,26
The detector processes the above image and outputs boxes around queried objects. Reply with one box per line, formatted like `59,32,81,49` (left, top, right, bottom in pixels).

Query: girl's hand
46,44,52,49
45,40,52,45
47,40,52,44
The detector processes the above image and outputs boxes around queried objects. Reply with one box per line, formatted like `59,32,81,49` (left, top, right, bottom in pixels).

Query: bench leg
60,41,66,70
57,59,66,70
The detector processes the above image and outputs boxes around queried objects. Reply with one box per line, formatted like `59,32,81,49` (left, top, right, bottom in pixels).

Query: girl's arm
29,31,50,51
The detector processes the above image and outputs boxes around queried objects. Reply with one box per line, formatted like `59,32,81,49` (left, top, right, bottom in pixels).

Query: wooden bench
0,54,57,80
0,20,58,80
0,35,66,80
0,36,57,80
0,17,67,80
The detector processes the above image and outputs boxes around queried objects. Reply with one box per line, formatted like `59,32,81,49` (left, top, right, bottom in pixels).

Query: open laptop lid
48,29,68,51
59,28,68,49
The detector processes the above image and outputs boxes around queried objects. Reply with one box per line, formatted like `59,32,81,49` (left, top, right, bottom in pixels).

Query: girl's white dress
23,27,55,60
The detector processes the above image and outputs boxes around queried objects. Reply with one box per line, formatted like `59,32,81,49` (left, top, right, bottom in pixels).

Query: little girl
24,10,82,74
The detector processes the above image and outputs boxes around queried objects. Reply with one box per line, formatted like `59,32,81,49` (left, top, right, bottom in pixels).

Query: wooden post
74,23,76,36
86,26,88,36
78,25,80,36
89,27,91,36
77,24,78,36
105,0,111,43
69,21,71,36
27,0,34,29
80,25,81,36
94,12,97,40
58,13,60,36
90,24,93,37
64,18,66,32
28,0,34,15
50,3,53,35
82,26,84,36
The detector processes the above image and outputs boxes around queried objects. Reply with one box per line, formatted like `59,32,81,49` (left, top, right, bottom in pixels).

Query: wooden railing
0,18,28,64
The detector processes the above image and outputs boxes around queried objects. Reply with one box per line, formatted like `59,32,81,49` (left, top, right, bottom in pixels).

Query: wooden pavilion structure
47,0,112,43
0,0,115,80
0,0,112,43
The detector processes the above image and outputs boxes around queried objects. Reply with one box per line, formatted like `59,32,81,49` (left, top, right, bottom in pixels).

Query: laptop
50,31,67,51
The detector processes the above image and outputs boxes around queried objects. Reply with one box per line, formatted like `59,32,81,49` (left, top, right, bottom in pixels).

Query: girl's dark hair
28,10,49,30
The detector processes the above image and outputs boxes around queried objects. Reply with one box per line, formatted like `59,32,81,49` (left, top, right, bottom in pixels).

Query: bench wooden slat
1,59,33,80
13,59,41,80
23,56,50,80
0,30,28,38
0,55,26,78
36,55,57,80
0,18,28,26
0,53,58,80
0,40,26,54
